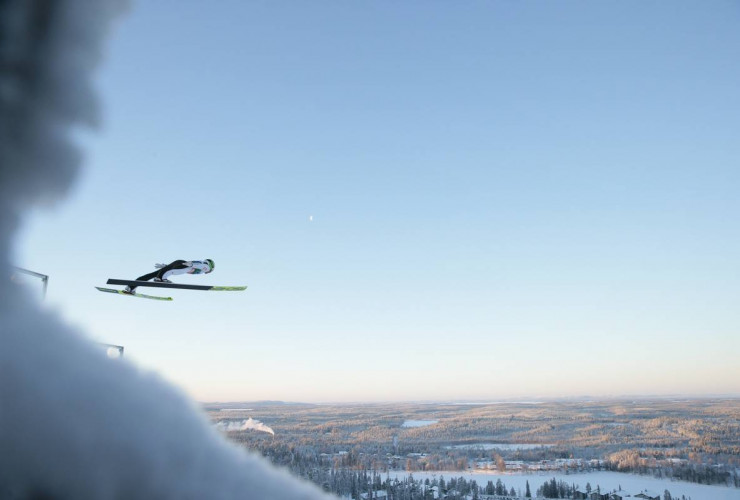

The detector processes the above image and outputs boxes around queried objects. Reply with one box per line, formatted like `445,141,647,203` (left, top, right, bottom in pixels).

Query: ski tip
96,286,173,301
209,286,248,291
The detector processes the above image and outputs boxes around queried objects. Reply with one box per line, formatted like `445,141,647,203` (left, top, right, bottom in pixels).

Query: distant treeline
263,465,695,500
604,450,740,488
231,436,739,489
214,399,740,491
212,400,740,466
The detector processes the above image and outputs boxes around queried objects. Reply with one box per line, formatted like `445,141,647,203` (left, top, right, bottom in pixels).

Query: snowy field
450,402,544,406
388,470,740,500
444,443,554,450
401,420,439,428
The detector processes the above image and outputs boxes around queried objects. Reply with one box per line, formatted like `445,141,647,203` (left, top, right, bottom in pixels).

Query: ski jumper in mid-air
124,259,214,293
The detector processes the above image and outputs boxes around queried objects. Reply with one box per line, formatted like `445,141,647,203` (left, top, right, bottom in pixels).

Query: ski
106,279,247,291
95,286,173,301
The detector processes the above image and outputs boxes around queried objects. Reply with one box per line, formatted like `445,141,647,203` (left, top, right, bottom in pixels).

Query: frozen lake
401,420,439,428
445,443,554,450
387,470,740,500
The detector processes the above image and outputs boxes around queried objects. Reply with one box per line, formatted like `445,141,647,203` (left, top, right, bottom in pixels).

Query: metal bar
11,266,49,299
11,266,48,280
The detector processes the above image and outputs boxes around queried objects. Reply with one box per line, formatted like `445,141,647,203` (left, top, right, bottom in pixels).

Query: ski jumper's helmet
205,259,215,271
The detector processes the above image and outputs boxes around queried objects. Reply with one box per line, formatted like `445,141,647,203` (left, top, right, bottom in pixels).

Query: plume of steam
217,418,276,436
0,1,329,498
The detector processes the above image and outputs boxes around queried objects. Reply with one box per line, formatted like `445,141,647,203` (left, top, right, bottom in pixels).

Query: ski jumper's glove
154,263,167,269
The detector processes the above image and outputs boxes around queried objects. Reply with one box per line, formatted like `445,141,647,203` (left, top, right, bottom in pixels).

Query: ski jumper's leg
128,270,159,291
128,260,186,291
156,260,189,280
135,270,159,282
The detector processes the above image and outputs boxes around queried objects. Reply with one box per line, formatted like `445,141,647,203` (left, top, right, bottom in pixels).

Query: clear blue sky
15,1,740,402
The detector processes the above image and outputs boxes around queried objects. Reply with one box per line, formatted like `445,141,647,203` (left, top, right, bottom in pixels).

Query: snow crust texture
0,1,330,498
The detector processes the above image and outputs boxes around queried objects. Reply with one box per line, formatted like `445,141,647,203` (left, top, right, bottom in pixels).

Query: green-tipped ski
95,286,173,301
105,279,247,291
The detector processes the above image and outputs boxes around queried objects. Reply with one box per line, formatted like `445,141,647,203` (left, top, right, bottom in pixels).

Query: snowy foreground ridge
0,1,330,498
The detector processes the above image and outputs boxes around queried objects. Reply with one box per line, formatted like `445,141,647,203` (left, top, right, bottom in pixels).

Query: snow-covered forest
207,399,740,498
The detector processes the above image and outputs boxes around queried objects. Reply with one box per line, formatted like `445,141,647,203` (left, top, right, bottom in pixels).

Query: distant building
504,460,524,470
634,491,660,500
359,490,388,499
573,489,589,499
611,491,631,500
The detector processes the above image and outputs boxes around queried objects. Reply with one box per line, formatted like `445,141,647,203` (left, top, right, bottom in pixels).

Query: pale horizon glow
15,1,740,403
